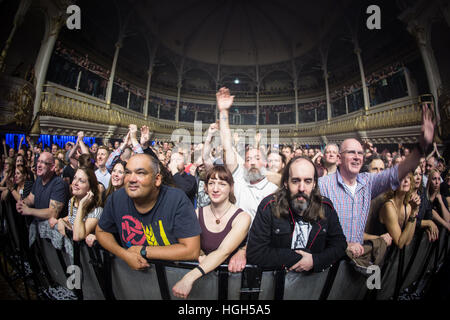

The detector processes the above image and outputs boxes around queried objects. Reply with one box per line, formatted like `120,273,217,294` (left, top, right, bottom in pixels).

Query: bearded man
216,87,278,272
247,156,347,272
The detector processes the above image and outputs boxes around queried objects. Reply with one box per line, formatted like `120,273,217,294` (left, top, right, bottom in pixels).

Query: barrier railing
0,198,448,300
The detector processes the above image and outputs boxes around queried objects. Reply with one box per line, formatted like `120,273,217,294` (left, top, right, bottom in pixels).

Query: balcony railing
40,83,422,139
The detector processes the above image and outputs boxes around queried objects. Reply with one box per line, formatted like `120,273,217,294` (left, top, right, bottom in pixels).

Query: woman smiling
172,165,251,299
51,166,103,245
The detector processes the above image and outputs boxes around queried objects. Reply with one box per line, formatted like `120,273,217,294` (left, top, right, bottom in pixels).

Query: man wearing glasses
16,152,69,221
318,103,435,258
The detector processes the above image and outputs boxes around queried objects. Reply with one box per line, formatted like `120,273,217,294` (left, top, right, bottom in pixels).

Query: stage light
234,78,239,84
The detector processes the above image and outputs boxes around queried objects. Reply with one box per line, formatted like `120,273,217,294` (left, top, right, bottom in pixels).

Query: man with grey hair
216,87,278,272
318,102,435,258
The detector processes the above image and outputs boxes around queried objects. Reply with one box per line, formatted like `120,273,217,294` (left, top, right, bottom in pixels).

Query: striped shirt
318,166,400,244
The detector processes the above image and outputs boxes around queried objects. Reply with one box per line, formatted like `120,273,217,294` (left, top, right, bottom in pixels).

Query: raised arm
217,87,237,173
398,102,435,181
77,131,90,155
18,136,24,152
202,122,218,170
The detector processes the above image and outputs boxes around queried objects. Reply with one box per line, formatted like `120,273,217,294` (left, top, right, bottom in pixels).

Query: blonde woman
379,172,421,249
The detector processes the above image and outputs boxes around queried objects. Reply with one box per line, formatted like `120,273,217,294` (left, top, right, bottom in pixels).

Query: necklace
210,202,233,224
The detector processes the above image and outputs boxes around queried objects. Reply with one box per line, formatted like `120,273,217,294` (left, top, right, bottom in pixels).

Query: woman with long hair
413,165,439,241
379,172,421,248
426,168,450,231
1,165,33,202
0,157,15,195
172,165,251,299
104,160,127,201
51,166,103,245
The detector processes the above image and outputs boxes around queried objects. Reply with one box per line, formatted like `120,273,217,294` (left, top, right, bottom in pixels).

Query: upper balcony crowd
44,43,409,126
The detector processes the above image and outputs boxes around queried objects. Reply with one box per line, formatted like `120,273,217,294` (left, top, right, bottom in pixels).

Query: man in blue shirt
16,152,69,220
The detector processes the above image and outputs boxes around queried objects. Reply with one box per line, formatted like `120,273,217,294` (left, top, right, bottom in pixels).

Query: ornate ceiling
50,0,419,93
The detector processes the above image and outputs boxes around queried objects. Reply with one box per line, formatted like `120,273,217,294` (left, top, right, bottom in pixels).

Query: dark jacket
173,171,197,206
247,194,347,272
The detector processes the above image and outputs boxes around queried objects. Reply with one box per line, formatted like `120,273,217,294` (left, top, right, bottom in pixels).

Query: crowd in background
0,86,447,299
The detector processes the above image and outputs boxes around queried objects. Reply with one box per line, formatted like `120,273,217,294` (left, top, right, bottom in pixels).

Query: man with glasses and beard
247,156,347,272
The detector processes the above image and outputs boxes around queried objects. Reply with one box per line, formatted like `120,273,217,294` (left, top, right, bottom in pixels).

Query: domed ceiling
58,0,415,94
141,0,350,66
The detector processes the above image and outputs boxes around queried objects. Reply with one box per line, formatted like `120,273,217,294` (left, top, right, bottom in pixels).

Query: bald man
96,153,201,271
318,103,435,257
16,152,69,220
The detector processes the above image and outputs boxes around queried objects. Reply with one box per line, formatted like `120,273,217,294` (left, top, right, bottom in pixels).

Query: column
106,40,123,105
354,47,370,112
345,95,349,114
126,90,131,109
75,69,82,91
320,49,331,123
413,25,441,106
255,65,260,126
175,78,182,123
0,0,32,71
294,84,299,126
324,71,331,122
144,70,152,118
256,85,260,126
33,15,64,119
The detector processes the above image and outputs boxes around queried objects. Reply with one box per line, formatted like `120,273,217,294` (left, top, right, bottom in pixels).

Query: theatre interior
0,0,449,301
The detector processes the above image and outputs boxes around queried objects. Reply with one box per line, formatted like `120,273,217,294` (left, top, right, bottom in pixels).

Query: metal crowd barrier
0,197,449,300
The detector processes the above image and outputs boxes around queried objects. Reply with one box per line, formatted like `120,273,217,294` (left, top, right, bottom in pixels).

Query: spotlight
234,78,239,84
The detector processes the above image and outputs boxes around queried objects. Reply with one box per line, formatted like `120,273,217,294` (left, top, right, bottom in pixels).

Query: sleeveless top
199,206,245,256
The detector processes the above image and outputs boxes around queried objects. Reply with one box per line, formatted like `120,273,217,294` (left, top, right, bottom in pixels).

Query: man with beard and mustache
247,156,347,272
217,87,278,219
216,87,278,272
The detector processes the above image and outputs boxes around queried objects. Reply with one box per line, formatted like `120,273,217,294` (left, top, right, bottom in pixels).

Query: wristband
196,265,206,276
407,215,417,223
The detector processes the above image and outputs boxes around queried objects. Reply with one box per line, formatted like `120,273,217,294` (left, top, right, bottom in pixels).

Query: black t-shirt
98,185,201,248
62,165,76,184
173,172,197,206
31,175,69,218
441,182,449,199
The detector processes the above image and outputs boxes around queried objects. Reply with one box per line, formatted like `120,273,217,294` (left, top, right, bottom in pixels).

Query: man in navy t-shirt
17,152,69,220
96,153,201,270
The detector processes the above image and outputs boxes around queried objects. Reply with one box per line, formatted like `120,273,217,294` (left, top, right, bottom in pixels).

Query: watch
407,215,417,223
140,246,147,259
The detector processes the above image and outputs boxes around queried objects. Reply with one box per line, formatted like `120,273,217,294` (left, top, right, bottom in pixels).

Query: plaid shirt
318,166,399,244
